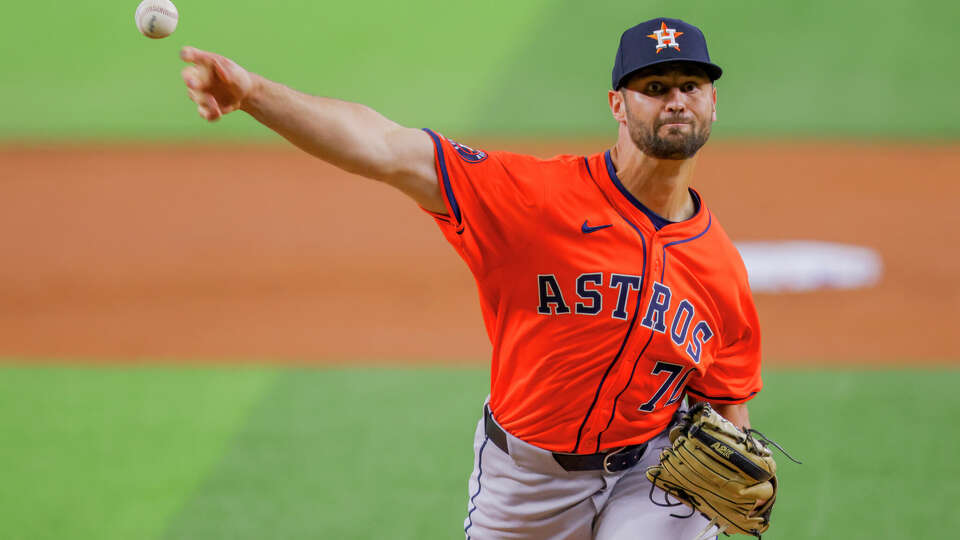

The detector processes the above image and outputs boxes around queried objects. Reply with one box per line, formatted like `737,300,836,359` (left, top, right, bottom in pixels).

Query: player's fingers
206,107,223,122
186,87,208,105
212,56,249,91
181,65,213,90
180,46,218,66
200,92,222,120
187,87,222,120
180,47,227,77
197,104,215,121
212,57,233,84
197,101,223,122
205,90,223,119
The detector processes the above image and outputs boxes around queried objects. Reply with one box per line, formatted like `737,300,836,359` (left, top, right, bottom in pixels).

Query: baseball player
181,17,761,539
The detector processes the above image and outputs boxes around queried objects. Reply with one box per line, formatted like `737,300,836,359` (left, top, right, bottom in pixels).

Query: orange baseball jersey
421,129,762,454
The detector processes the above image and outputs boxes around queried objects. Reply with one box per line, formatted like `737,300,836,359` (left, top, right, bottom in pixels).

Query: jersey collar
591,150,711,240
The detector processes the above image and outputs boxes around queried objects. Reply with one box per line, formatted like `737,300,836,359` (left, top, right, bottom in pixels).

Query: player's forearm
690,399,751,430
712,402,751,430
240,74,412,181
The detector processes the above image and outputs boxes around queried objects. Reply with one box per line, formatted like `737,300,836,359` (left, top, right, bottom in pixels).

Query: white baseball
135,0,179,39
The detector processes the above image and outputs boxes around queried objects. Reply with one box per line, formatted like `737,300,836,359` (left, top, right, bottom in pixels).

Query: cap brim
615,59,722,89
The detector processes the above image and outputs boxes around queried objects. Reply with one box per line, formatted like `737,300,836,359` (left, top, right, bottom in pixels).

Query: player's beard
627,110,712,160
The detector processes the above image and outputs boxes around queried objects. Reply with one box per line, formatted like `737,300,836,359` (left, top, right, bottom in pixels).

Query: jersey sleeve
685,263,763,405
419,129,546,267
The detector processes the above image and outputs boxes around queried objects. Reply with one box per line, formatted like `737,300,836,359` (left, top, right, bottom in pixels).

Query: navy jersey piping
422,128,462,225
603,150,701,230
660,211,713,282
595,331,657,452
663,211,713,250
592,188,713,451
572,212,647,454
595,216,709,451
660,212,751,408
686,387,758,402
464,436,489,538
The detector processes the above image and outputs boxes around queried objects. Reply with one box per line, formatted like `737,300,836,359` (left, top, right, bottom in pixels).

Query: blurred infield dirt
0,141,957,365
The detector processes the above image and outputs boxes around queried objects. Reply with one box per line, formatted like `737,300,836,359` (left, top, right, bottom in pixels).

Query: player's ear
711,85,718,122
609,89,626,123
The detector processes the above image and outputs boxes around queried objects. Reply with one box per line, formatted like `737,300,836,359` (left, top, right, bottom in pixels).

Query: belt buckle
602,446,627,474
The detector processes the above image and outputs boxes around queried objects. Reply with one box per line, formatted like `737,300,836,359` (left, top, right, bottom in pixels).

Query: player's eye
645,82,664,94
682,82,698,92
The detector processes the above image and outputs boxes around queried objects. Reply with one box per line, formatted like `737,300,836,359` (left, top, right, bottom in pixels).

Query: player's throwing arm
178,46,445,213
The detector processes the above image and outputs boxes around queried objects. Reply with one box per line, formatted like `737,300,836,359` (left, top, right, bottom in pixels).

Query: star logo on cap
647,21,683,53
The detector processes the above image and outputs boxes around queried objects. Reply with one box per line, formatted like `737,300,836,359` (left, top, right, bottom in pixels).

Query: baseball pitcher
180,17,784,540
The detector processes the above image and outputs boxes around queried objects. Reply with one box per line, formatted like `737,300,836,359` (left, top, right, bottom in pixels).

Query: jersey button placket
651,239,662,280
593,255,649,451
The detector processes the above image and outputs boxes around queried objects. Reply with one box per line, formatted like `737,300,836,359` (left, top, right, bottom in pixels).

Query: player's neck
609,141,699,222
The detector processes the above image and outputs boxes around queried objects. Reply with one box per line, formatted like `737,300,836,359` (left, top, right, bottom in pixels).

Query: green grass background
3,2,958,539
1,0,958,140
1,366,957,539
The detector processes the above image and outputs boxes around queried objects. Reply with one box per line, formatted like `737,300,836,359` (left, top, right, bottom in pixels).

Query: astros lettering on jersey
421,129,761,454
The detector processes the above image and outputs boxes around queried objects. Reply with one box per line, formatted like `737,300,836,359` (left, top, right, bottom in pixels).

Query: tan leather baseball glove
646,403,794,539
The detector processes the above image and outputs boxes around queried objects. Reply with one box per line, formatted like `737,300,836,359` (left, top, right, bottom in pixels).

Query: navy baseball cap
612,18,722,89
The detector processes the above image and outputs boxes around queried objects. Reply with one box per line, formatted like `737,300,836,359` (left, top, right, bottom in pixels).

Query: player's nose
664,87,686,113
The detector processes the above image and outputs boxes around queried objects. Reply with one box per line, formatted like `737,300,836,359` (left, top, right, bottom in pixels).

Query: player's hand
180,46,254,122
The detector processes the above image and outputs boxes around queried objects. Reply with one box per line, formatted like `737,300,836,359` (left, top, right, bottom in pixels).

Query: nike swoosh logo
581,220,613,234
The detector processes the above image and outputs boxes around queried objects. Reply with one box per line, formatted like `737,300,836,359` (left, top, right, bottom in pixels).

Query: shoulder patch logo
647,21,683,53
449,139,488,163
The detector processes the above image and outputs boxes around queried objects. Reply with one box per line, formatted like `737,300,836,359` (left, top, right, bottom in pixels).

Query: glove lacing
647,472,697,518
744,428,803,464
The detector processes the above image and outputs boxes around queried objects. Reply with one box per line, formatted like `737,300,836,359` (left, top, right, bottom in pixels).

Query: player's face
617,66,716,160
